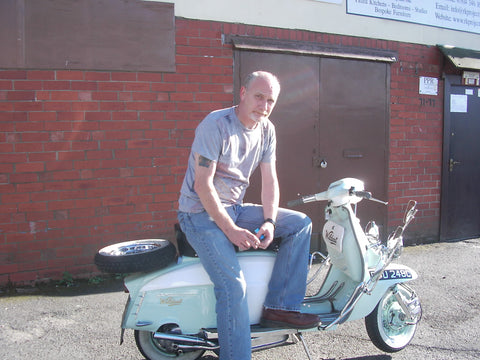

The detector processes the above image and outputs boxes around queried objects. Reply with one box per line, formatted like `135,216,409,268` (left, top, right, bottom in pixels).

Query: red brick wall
389,44,446,240
0,18,445,285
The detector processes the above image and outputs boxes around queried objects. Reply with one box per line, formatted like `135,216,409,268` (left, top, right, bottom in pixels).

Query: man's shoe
260,308,321,329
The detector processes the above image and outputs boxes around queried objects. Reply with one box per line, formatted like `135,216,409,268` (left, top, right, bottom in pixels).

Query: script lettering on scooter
159,296,183,306
325,228,339,247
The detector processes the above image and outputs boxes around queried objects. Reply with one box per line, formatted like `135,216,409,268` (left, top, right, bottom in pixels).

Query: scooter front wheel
135,330,205,360
365,284,421,352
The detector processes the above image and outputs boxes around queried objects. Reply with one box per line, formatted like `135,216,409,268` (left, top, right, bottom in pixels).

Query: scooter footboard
347,263,418,322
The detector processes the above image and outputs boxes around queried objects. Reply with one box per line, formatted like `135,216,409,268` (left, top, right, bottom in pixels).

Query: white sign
419,76,438,95
347,0,480,35
313,0,342,3
450,94,468,112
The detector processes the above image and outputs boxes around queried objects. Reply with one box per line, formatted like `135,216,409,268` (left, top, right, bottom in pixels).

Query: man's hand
256,222,275,249
225,226,261,251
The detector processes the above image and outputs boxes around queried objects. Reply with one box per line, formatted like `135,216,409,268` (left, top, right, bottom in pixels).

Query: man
177,71,320,360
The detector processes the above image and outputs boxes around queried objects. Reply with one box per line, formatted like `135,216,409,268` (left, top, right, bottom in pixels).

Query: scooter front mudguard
347,262,418,322
121,252,276,334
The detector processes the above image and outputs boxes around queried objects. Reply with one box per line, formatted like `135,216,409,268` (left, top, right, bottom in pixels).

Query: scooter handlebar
287,198,305,208
287,179,388,208
351,190,372,199
287,192,328,208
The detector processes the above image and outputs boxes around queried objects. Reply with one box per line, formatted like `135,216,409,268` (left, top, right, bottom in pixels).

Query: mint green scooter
95,178,422,360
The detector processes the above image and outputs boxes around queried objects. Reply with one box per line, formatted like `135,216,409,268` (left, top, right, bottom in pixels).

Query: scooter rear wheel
135,330,205,360
365,284,421,352
94,239,176,273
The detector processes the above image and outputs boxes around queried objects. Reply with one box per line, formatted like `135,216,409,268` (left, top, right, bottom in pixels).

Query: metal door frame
440,74,473,241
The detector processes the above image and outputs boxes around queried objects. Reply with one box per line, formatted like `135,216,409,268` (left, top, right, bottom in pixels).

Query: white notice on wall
450,94,468,113
313,0,342,3
347,0,480,35
419,77,438,95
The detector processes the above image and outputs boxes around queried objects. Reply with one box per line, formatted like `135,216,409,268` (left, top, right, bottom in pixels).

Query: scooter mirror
365,221,379,242
403,200,418,226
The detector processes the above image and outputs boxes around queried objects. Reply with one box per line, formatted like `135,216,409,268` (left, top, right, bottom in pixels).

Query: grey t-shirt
178,106,276,213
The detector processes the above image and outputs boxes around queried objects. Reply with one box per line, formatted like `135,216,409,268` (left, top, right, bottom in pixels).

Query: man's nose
259,99,268,111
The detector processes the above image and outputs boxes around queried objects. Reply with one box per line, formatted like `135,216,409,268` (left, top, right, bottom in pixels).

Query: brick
0,101,13,111
85,72,111,81
56,70,84,80
0,80,13,90
16,162,45,173
71,142,99,151
0,70,27,80
112,111,137,121
27,70,55,80
29,112,57,122
9,173,39,184
71,102,99,111
43,142,70,152
127,139,153,148
7,91,36,101
44,102,72,111
22,132,51,142
112,73,137,81
71,81,97,91
126,102,151,111
45,160,73,172
86,150,113,160
0,153,28,163
98,82,124,91
2,193,30,203
100,102,125,111
92,92,118,101
14,81,42,90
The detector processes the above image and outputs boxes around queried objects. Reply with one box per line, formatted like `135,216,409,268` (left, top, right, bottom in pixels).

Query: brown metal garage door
237,50,390,251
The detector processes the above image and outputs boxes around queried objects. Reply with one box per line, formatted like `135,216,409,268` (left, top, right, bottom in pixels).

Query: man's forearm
195,181,236,233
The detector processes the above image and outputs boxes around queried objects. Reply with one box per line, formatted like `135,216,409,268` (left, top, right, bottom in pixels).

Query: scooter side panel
123,285,218,333
122,252,276,334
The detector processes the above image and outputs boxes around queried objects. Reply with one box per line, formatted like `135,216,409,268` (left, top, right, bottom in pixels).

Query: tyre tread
94,241,176,273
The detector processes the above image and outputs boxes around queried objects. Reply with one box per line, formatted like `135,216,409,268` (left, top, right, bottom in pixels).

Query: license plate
371,269,413,280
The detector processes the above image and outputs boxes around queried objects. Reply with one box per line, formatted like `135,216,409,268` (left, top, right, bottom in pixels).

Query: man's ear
239,86,246,100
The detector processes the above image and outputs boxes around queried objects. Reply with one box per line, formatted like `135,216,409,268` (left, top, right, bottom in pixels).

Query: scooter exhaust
152,332,219,351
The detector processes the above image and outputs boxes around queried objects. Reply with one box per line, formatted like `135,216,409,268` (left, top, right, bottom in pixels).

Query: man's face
239,76,280,127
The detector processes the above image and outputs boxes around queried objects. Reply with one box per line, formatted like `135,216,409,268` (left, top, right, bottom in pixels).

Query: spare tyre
94,239,176,274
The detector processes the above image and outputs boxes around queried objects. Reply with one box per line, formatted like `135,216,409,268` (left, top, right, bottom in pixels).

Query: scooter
94,178,422,360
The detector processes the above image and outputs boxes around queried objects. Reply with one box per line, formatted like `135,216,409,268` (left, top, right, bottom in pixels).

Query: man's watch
263,218,276,229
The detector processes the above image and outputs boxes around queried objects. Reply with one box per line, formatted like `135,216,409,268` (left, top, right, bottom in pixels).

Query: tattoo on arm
198,155,212,168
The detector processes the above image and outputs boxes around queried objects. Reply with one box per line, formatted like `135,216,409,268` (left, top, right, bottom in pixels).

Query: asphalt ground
1,238,479,360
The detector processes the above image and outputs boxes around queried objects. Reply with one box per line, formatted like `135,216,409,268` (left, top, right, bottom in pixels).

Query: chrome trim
152,332,218,349
136,321,153,327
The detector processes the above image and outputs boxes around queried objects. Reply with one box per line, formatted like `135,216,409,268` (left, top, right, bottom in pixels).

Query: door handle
449,158,461,172
313,156,328,168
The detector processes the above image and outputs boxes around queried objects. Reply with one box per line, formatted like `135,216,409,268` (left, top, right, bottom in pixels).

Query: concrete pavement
1,238,479,360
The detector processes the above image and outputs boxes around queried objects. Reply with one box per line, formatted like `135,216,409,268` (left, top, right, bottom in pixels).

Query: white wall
152,0,480,51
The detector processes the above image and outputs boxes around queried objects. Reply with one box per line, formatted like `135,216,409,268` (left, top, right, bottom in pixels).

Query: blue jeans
177,204,312,360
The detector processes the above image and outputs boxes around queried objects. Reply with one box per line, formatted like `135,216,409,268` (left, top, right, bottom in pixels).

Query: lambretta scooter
94,178,422,360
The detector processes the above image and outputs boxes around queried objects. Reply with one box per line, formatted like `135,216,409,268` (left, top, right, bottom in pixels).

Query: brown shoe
260,308,321,329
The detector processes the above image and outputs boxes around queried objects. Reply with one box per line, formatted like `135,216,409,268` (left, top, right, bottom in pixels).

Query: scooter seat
175,223,198,257
174,223,281,257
